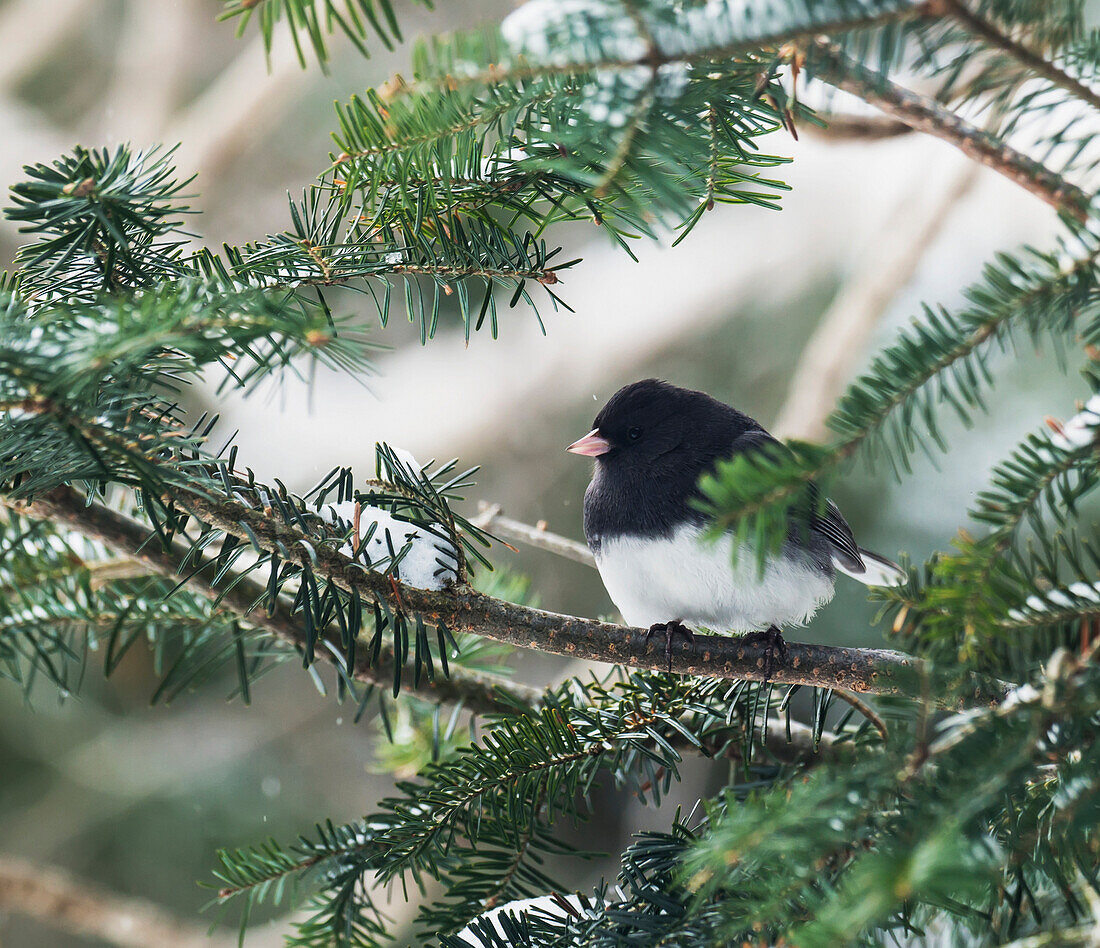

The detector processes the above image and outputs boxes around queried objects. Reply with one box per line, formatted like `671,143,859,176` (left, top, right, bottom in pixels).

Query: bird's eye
627,426,642,442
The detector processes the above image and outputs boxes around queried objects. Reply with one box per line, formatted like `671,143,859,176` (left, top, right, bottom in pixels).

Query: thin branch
805,113,914,140
470,502,595,567
403,4,930,96
71,486,1017,705
759,718,850,764
832,690,889,740
807,39,1093,222
773,161,979,441
0,854,225,948
5,486,1011,708
2,487,539,717
466,509,892,738
940,0,1100,114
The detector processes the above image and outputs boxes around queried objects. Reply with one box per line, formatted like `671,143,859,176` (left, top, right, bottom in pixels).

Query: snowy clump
501,0,647,65
649,0,753,57
382,444,422,473
500,1,696,131
319,501,458,590
381,250,406,266
481,145,528,178
1006,579,1100,622
582,65,651,127
1050,394,1100,452
500,0,772,67
454,894,602,945
1032,394,1100,466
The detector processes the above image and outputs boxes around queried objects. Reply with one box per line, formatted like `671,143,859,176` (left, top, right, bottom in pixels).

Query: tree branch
807,39,1094,222
773,160,979,441
806,113,914,140
5,485,1010,708
0,854,224,948
147,488,1011,704
2,487,539,717
408,3,929,95
470,502,595,567
940,0,1100,114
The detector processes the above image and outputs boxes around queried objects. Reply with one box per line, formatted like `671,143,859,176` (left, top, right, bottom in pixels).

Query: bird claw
741,625,789,682
645,620,695,674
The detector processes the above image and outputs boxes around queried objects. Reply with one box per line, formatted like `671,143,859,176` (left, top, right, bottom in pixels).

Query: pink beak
567,428,611,457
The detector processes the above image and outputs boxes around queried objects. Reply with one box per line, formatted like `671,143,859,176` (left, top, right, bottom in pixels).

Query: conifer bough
4,483,1006,709
3,0,1100,943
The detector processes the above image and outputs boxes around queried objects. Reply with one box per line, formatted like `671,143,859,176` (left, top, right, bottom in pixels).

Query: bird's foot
645,620,695,674
740,625,789,682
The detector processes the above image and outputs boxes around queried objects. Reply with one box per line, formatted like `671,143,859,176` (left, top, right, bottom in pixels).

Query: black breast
582,454,713,552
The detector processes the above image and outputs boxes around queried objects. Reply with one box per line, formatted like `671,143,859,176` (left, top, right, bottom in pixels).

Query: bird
567,379,905,673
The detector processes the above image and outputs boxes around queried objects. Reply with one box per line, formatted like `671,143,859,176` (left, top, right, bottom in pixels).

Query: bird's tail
834,549,907,587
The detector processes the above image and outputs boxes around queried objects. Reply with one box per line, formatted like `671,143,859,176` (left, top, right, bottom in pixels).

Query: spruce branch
20,478,1013,706
805,39,1094,221
397,2,927,96
219,0,432,70
2,486,537,716
939,0,1100,114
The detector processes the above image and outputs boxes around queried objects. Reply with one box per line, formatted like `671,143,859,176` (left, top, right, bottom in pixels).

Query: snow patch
1007,579,1100,621
319,500,457,590
1050,394,1100,452
455,894,602,944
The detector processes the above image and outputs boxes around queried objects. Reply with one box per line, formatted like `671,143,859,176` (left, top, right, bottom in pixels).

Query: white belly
593,524,835,631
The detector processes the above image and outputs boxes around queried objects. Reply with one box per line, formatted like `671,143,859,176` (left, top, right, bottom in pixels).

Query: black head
567,379,759,473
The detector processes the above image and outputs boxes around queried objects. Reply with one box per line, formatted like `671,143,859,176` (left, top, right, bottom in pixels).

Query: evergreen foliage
3,0,1100,945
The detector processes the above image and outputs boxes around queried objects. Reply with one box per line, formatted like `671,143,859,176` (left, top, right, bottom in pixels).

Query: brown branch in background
833,690,889,740
471,502,595,567
0,855,224,948
805,114,914,141
809,40,1093,222
940,0,1100,113
759,718,851,764
773,161,979,442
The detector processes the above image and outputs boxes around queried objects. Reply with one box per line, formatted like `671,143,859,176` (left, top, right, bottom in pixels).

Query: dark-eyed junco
568,379,905,671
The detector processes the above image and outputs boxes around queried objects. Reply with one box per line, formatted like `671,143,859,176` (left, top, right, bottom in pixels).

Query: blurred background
0,0,1087,944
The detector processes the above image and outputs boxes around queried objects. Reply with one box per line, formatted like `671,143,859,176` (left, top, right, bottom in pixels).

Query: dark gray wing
813,497,864,572
728,429,865,572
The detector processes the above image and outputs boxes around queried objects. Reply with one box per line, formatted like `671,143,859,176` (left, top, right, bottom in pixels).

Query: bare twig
471,502,595,567
805,114,914,141
808,40,1093,221
832,690,889,740
5,486,1008,707
85,557,149,588
0,855,225,948
773,161,979,441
